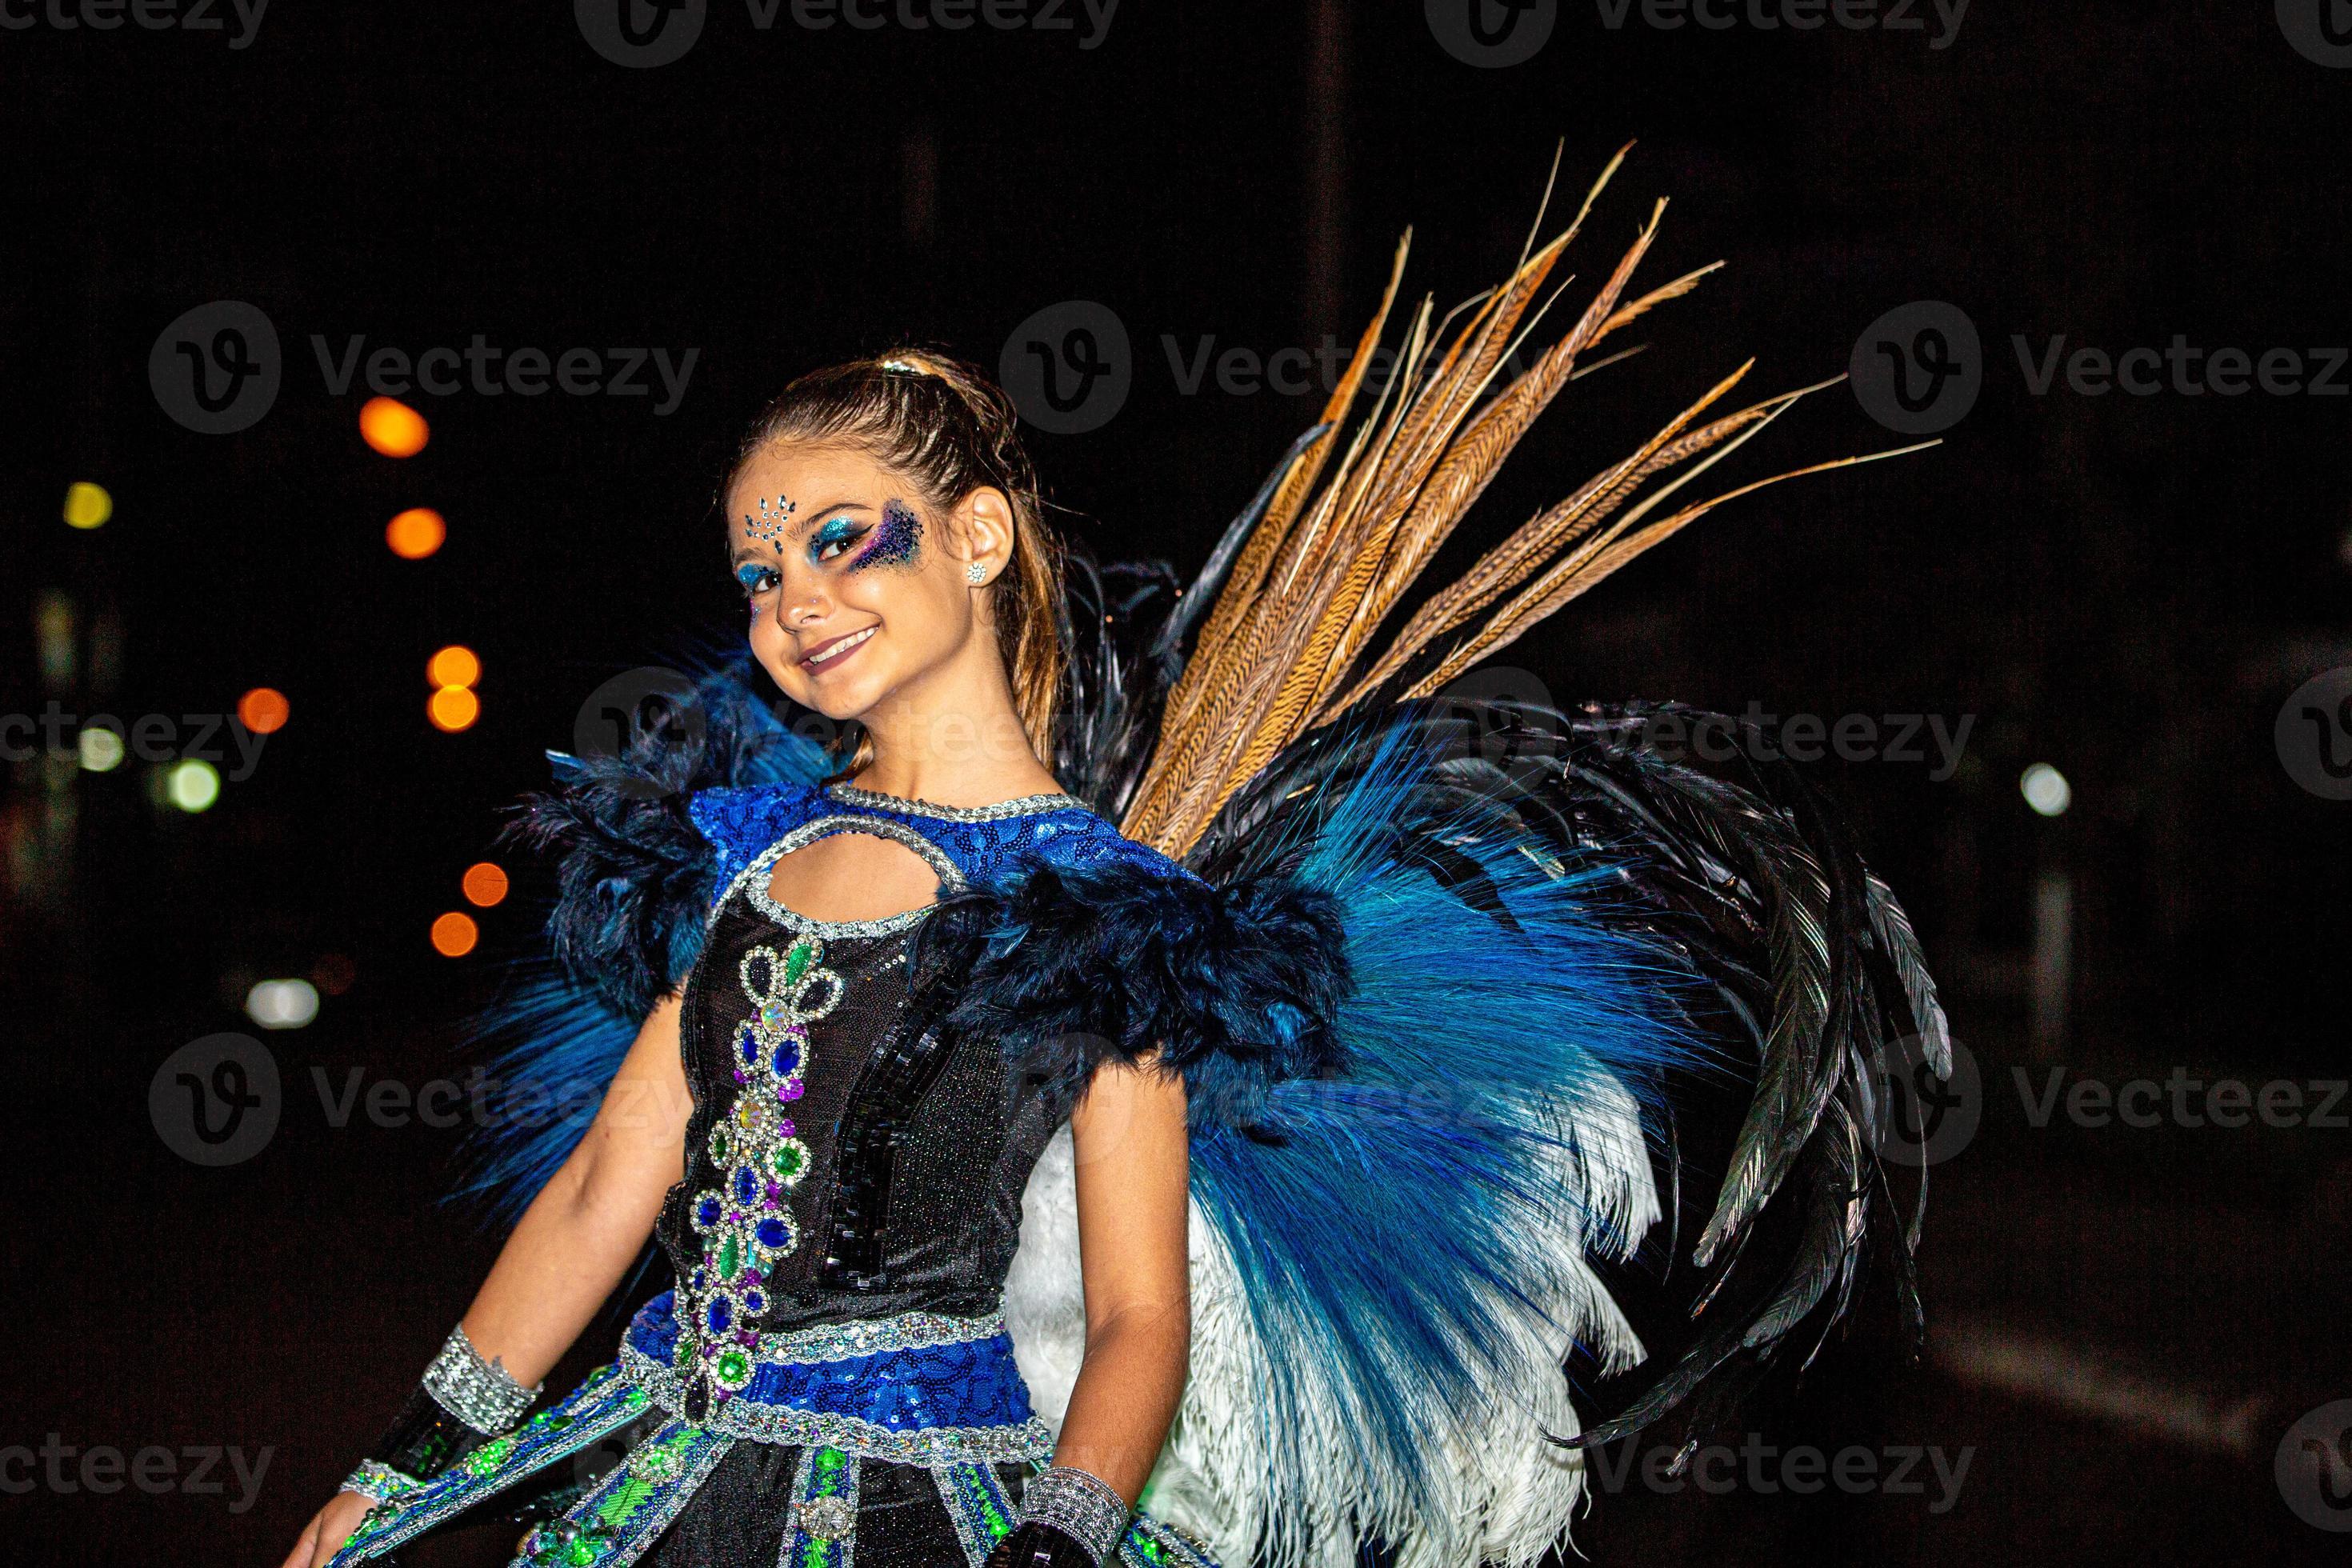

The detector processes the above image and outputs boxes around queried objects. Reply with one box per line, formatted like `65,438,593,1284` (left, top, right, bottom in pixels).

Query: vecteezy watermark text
1586,1436,1974,1512
2,706,268,780
149,1033,698,1166
311,336,698,414
0,1438,271,1513
148,301,700,434
1593,0,1969,50
2015,1067,2350,1132
575,0,1119,70
1597,706,1975,779
0,0,268,48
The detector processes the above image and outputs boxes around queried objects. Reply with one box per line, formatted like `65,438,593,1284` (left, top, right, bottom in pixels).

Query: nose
773,570,831,636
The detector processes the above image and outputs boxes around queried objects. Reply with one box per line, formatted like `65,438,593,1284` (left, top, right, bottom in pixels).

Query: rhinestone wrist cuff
421,1324,542,1437
339,1459,422,1505
1018,1466,1130,1566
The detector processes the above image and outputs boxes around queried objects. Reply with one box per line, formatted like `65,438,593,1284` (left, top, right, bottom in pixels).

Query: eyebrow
730,498,870,565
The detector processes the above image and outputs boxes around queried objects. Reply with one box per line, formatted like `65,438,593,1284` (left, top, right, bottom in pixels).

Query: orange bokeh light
428,685,480,732
430,911,479,957
237,687,290,734
462,862,510,907
427,645,481,688
386,507,446,560
359,396,430,458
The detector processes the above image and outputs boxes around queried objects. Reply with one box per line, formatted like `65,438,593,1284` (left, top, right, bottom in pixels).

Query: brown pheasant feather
1118,151,1934,858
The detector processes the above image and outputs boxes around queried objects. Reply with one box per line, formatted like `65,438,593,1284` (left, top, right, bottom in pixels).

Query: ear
954,486,1018,586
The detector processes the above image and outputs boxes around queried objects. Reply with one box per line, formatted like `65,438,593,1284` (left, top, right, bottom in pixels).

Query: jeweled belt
620,1290,1053,1465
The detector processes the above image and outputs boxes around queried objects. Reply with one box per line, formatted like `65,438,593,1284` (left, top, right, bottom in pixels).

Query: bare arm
282,994,690,1568
456,992,693,1382
1050,1057,1192,1503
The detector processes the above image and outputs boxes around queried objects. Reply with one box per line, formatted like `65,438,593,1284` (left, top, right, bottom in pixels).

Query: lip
798,625,877,674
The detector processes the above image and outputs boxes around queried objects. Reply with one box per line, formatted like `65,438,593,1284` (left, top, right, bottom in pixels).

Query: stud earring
966,563,987,584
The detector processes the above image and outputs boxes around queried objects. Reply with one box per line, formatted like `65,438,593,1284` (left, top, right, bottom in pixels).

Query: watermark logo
1592,0,1969,49
149,1034,281,1167
2014,335,2351,398
2275,669,2352,800
574,667,710,800
0,0,270,48
2277,1400,2352,1530
2,705,271,780
0,1438,272,1513
1850,300,1981,434
576,0,707,67
1871,1035,1979,1168
1000,300,1131,434
150,301,281,435
1586,1435,1973,1511
2014,1067,2348,1133
1426,0,1557,67
577,0,1118,66
150,302,700,433
2278,0,2352,68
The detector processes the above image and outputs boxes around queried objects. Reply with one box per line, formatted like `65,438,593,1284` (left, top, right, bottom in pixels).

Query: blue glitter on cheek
848,498,924,571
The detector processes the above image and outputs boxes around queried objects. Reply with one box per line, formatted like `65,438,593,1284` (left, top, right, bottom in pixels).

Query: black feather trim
502,662,823,1020
906,858,1355,1129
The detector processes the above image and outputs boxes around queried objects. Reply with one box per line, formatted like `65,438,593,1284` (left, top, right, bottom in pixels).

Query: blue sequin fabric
622,1290,1048,1460
688,778,1197,907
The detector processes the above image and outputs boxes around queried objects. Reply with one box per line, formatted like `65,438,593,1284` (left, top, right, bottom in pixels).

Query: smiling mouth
799,626,876,672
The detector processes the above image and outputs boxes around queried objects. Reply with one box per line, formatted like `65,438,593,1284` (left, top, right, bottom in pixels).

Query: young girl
286,167,1947,1568
290,357,1196,1568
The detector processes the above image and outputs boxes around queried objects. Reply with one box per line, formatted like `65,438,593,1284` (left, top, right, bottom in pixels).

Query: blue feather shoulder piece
457,663,829,1215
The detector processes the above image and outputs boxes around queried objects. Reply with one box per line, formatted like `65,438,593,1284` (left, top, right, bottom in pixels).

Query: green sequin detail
463,1435,515,1475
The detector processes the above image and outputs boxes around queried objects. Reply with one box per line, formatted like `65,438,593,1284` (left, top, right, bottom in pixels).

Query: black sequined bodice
656,890,1065,1334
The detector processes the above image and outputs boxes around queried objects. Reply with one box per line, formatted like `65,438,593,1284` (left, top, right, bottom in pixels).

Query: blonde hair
724,350,1067,777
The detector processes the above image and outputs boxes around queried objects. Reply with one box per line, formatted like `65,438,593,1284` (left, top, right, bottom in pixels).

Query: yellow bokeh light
238,686,290,734
427,645,481,688
79,727,125,772
167,758,222,813
461,861,510,907
386,507,446,560
430,911,480,957
359,396,430,458
64,482,114,530
428,685,481,732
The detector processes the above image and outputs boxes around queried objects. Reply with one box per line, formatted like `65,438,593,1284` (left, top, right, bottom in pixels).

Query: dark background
6,2,2351,1565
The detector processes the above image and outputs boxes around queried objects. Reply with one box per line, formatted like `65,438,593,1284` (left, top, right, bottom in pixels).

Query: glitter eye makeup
848,498,924,571
743,495,797,545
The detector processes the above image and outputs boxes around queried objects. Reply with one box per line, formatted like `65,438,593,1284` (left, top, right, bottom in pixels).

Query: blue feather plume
454,660,830,1220
1186,715,1718,1545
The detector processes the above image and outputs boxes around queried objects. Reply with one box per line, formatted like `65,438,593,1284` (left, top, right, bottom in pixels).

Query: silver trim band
422,1324,542,1438
1019,1466,1132,1566
822,781,1084,821
723,814,968,938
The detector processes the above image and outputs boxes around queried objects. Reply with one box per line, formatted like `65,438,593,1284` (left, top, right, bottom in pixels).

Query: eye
736,562,780,597
809,517,867,564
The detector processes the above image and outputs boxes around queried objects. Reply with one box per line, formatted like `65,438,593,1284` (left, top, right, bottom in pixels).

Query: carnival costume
326,154,1950,1568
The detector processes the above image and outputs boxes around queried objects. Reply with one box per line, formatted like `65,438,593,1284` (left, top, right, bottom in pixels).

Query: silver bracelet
1018,1465,1130,1566
338,1458,422,1505
421,1323,542,1437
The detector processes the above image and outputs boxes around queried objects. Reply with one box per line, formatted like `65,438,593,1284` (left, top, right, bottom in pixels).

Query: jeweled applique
675,933,841,1419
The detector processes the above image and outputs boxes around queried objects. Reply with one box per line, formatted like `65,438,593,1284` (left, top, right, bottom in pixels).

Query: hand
280,1489,377,1568
982,1521,1098,1568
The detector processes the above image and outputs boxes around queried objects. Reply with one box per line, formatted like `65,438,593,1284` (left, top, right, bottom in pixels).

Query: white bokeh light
2020,762,2072,818
245,978,321,1030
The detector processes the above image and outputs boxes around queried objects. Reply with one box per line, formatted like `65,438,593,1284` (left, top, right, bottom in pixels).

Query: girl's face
725,442,1003,725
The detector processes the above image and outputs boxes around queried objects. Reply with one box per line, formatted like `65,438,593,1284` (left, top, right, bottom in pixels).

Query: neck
846,653,1061,807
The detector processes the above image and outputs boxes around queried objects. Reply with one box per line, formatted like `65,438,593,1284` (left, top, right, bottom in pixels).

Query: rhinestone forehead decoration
744,495,797,545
